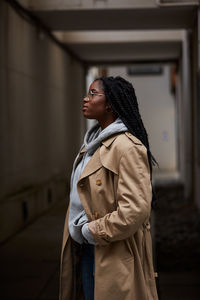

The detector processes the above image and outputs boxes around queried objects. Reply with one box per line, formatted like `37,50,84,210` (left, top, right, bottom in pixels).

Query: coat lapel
100,133,123,175
74,146,86,170
78,132,124,180
79,147,102,180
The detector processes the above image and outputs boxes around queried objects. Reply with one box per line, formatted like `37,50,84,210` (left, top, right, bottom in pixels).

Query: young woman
59,76,159,300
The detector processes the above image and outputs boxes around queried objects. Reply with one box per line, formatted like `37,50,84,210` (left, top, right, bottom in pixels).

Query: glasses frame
85,90,105,99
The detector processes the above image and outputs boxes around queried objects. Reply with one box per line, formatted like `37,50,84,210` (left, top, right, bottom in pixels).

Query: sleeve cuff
82,223,98,245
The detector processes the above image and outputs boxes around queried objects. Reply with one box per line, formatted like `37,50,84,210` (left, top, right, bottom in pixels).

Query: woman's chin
83,112,93,119
84,115,93,120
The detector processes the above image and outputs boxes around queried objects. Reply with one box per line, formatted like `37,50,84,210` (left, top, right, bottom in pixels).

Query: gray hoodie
68,118,128,244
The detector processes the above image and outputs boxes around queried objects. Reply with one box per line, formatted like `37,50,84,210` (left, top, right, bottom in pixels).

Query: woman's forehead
89,80,103,91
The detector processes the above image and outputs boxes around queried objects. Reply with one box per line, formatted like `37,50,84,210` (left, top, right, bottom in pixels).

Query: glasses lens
89,91,94,97
84,91,93,99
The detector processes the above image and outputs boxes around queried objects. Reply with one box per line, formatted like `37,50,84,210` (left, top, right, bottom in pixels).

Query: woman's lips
82,106,88,111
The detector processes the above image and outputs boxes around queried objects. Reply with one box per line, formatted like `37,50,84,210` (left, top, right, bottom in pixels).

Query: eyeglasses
84,90,105,99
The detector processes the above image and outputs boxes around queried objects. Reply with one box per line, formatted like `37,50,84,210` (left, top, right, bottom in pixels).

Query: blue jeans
81,244,95,300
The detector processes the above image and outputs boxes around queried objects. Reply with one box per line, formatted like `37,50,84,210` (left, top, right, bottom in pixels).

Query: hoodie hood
83,118,128,156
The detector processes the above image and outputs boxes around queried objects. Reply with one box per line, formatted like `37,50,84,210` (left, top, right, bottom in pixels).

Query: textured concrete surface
0,0,85,244
0,199,68,300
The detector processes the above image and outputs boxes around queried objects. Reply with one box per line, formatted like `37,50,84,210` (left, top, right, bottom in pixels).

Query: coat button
79,183,84,187
96,179,102,186
94,212,99,218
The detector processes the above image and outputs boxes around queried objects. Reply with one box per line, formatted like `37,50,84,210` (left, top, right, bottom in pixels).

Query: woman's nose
83,95,89,102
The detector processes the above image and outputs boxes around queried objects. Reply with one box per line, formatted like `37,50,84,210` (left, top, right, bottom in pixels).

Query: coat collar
101,133,120,148
80,146,86,153
78,132,124,181
79,133,120,155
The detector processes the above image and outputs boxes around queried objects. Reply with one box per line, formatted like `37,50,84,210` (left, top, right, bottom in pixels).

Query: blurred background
0,0,200,299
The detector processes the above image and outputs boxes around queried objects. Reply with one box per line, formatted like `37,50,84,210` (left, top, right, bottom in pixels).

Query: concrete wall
107,65,177,173
0,1,85,242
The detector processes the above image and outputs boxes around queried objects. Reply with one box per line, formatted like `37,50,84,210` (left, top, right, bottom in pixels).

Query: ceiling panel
33,7,197,31
66,41,181,63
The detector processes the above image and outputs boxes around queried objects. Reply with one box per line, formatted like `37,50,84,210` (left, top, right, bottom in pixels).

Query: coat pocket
123,238,134,260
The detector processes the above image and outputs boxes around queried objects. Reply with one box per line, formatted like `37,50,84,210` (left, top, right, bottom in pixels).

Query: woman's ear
105,102,112,113
106,106,112,113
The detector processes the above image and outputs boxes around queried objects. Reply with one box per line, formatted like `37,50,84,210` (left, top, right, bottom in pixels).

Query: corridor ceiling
18,0,198,64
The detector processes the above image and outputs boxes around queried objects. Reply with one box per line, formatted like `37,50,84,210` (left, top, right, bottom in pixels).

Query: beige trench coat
59,132,159,300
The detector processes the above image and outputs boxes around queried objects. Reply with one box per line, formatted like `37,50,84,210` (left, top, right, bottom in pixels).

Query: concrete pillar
180,30,193,200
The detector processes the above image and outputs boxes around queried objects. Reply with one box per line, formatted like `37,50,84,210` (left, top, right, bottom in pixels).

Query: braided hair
95,76,158,209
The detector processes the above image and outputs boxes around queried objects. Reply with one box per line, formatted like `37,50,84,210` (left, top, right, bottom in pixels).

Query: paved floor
157,271,200,300
154,184,200,300
0,198,200,300
0,199,68,300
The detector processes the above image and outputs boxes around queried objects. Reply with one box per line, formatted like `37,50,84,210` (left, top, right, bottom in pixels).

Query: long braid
96,76,158,209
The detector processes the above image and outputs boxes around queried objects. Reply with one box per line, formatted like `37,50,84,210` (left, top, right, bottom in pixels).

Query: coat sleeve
88,143,152,245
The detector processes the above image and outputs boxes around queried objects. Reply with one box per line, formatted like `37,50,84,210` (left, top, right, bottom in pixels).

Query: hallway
1,1,200,299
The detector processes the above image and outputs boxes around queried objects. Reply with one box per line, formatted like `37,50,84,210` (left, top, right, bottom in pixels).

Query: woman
59,76,159,300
